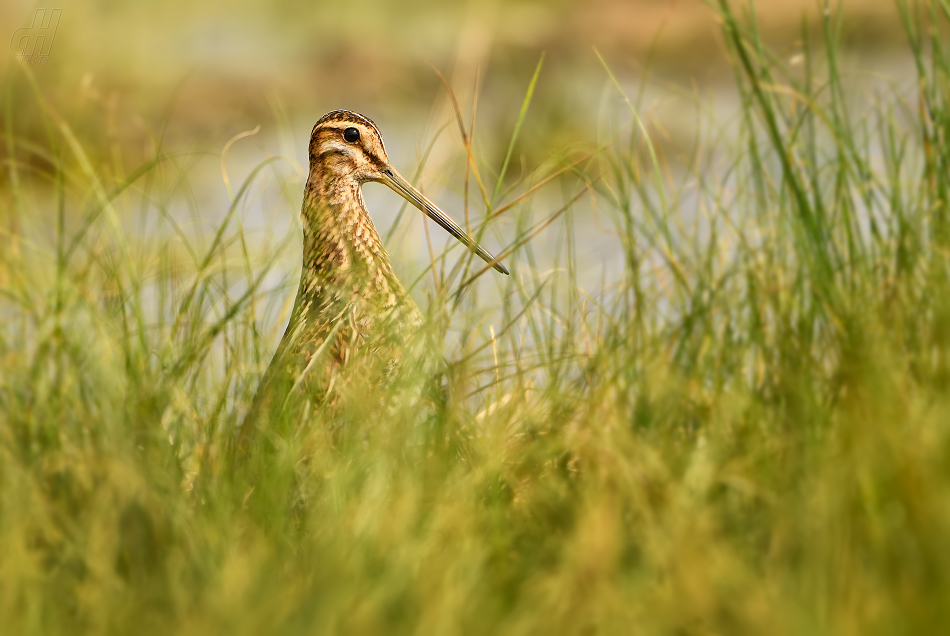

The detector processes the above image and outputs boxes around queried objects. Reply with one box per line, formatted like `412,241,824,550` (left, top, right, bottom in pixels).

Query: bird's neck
298,174,404,307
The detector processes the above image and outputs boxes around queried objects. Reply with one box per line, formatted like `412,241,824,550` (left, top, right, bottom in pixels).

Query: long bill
380,167,509,275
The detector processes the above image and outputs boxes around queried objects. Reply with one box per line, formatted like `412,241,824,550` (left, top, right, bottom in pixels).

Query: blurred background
2,0,908,143
1,0,917,299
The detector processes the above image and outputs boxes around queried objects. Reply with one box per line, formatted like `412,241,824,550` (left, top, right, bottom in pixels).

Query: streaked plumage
238,110,507,452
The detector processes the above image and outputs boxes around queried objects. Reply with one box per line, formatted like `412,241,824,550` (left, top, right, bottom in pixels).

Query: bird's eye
343,127,360,143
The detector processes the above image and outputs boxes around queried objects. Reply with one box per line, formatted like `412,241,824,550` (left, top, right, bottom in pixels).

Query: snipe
238,109,508,451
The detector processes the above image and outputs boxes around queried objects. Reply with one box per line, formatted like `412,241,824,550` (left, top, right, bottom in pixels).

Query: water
2,48,922,357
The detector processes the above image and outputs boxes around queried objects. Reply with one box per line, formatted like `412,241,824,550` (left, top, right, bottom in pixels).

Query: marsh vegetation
2,1,950,634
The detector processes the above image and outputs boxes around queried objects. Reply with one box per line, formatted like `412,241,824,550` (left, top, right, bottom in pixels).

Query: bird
237,109,508,454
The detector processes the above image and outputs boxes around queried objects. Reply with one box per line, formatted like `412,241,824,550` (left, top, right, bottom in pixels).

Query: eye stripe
312,110,380,140
308,111,390,162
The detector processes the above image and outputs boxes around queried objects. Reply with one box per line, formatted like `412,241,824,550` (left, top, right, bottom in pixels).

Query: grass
2,1,950,634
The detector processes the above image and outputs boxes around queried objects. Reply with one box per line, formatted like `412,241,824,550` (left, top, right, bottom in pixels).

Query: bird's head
308,110,391,185
308,109,509,275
